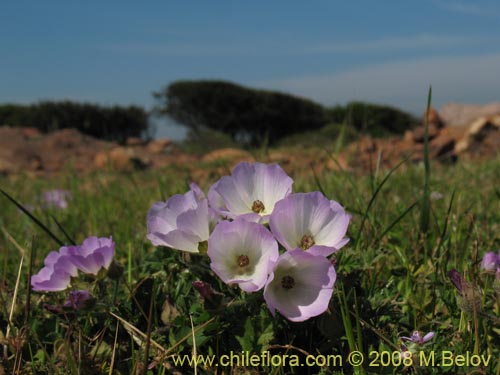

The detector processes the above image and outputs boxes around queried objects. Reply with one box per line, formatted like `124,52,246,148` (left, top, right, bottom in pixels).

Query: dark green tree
328,101,418,137
0,101,149,143
154,80,329,146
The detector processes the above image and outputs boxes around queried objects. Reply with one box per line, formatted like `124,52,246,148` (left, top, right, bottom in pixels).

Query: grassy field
1,153,499,374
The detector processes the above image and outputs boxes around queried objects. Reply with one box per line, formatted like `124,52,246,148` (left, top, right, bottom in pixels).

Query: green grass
1,155,499,374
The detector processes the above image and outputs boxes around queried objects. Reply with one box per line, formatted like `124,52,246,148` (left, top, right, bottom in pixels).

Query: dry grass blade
109,321,120,375
1,226,27,256
110,311,215,360
4,254,24,360
189,314,197,375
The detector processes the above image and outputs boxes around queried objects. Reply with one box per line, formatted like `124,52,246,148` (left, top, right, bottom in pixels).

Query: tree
154,80,329,146
328,102,418,137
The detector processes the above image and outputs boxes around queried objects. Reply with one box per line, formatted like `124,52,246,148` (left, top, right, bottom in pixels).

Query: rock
440,102,500,127
0,157,16,175
412,124,439,143
21,127,42,139
126,137,145,146
422,106,445,128
455,115,500,155
147,138,172,154
201,148,254,164
429,133,456,161
94,147,150,172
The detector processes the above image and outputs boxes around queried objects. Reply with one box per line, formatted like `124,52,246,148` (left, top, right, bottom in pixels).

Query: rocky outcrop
455,115,500,157
440,102,500,127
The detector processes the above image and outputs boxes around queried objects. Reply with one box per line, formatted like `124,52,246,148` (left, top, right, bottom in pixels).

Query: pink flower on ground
208,219,279,292
269,192,350,257
31,246,79,292
68,236,115,275
210,162,293,224
147,186,211,253
264,250,336,322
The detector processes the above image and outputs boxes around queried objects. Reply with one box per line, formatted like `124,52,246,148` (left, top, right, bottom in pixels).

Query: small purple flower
208,219,279,292
481,250,500,272
41,189,72,210
210,162,293,223
263,250,336,322
147,187,211,253
68,236,115,275
31,246,78,292
401,331,435,345
269,192,350,257
63,290,94,310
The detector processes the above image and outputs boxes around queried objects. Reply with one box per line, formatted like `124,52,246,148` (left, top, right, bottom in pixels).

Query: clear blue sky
2,1,500,139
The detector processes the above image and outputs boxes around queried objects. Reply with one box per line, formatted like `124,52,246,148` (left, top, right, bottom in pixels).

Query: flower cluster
31,236,115,292
147,162,350,322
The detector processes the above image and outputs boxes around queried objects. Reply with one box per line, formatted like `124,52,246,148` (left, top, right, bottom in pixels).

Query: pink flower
264,250,336,322
270,192,350,257
210,162,293,224
208,219,279,292
68,236,115,275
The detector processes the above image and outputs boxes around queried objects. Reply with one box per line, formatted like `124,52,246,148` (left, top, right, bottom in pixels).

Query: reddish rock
126,137,145,146
422,106,445,128
440,102,500,127
412,124,439,143
21,127,42,139
455,115,500,157
202,148,254,164
0,157,16,175
147,138,172,154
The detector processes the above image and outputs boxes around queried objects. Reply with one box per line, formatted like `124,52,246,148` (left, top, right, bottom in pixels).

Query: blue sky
2,1,500,139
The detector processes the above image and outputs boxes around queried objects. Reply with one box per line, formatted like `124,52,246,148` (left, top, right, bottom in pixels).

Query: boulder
125,137,145,146
201,148,254,164
440,102,500,127
94,147,150,172
423,106,445,128
147,138,172,154
455,115,500,156
0,157,16,175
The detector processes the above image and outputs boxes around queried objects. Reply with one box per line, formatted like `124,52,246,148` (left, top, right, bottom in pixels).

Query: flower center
281,275,295,290
299,234,315,250
237,255,250,268
251,200,265,214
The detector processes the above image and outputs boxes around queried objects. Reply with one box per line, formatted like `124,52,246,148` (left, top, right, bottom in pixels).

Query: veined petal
163,229,203,253
208,219,278,291
176,200,210,241
31,266,72,292
264,250,336,322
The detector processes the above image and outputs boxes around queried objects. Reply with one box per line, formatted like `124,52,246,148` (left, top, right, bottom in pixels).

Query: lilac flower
263,250,336,322
269,192,350,257
68,236,115,275
63,290,94,310
210,162,293,223
31,246,79,292
481,250,500,272
401,331,435,345
41,189,72,210
208,219,279,292
147,187,211,253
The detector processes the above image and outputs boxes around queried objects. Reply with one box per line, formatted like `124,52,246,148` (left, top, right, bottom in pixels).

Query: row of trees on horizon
0,80,419,146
